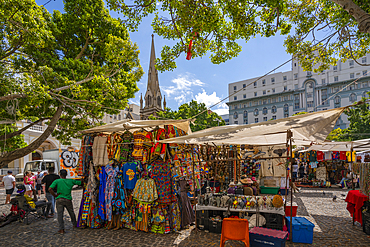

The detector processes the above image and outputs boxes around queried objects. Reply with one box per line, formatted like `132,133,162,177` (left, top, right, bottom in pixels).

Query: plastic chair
220,218,250,247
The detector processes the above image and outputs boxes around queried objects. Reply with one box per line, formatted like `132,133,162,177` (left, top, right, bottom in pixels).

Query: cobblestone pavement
1,188,370,246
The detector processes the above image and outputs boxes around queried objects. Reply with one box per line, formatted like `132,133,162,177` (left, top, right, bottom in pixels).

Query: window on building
118,114,121,120
363,70,368,76
284,104,289,112
268,99,271,103
307,92,313,98
259,100,262,105
362,57,367,64
244,119,248,124
254,92,257,97
272,88,275,93
234,121,238,124
114,115,117,120
294,84,298,89
243,104,247,108
243,84,246,88
283,76,287,81
294,95,300,109
263,90,266,95
254,82,257,87
307,71,312,76
350,93,357,102
349,60,354,67
334,96,341,104
263,107,268,115
272,98,276,103
272,106,277,113
307,101,314,108
271,77,275,83
284,113,289,118
363,91,369,98
244,110,248,117
284,85,288,91
254,108,259,116
233,86,237,90
234,96,237,100
294,102,300,109
363,81,369,88
254,118,259,123
263,99,267,105
294,73,298,80
272,115,276,120
249,102,252,107
253,101,258,106
278,96,281,102
350,73,354,79
322,78,326,84
334,76,338,82
333,65,337,71
283,96,288,101
262,79,266,86
321,89,328,105
234,112,238,119
243,94,246,99
263,117,268,121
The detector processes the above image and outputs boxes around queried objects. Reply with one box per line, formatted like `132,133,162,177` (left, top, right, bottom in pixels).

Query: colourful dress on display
105,162,119,222
150,160,176,204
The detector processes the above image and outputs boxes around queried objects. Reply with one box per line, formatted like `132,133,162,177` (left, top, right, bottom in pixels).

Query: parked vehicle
15,149,80,185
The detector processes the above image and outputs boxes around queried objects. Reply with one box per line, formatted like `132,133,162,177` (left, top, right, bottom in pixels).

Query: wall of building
228,55,370,129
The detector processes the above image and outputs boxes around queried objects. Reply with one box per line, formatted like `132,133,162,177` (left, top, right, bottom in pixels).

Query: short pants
6,188,14,195
36,184,42,191
25,184,32,191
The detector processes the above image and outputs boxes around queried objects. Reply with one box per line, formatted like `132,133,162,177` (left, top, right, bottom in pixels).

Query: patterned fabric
120,131,133,162
98,167,106,221
112,166,126,214
170,202,181,231
81,189,91,226
150,160,176,204
133,178,158,203
76,136,86,176
77,136,94,176
132,129,149,162
105,162,119,221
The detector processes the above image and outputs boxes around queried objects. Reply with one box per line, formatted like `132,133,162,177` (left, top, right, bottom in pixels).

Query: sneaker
58,229,65,234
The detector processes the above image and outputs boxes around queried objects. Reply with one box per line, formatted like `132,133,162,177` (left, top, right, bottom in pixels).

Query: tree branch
0,118,50,141
0,106,63,168
0,93,27,102
75,30,90,60
331,0,370,34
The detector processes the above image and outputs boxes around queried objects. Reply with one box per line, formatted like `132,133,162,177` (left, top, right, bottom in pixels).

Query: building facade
140,35,166,120
227,55,370,129
102,103,140,124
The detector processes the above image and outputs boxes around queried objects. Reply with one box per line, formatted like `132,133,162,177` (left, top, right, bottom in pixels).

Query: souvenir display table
196,205,285,216
345,190,369,225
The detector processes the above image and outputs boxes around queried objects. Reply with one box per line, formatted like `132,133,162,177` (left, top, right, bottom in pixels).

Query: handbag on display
235,188,244,195
364,154,370,162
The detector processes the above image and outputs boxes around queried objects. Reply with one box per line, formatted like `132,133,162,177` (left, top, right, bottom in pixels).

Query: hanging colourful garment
132,129,149,162
112,165,126,214
105,161,119,222
120,131,134,162
150,160,176,204
77,136,86,176
98,167,107,221
133,178,158,203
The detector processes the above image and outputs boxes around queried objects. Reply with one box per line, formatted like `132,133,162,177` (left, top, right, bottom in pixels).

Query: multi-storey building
102,103,140,124
227,55,370,129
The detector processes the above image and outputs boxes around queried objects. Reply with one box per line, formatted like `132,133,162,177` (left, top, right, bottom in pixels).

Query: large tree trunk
0,106,63,168
331,0,370,34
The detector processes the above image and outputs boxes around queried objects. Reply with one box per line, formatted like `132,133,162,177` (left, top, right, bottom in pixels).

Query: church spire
163,95,166,110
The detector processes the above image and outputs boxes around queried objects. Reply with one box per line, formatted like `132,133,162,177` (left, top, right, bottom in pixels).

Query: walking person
49,169,82,234
2,171,16,204
42,167,60,217
36,170,45,199
24,171,34,197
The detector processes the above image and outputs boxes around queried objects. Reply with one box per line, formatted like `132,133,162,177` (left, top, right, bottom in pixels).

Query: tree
343,91,370,140
0,0,143,168
326,127,351,141
292,112,308,116
152,100,225,132
106,0,370,71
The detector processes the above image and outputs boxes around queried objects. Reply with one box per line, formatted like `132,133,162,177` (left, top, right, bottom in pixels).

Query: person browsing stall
2,170,16,204
42,167,60,217
48,169,82,234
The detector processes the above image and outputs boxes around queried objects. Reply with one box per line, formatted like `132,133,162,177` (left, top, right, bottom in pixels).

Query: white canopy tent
306,138,370,152
159,107,345,146
79,119,192,135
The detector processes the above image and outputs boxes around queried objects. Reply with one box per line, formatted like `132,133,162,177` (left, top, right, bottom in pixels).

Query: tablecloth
345,190,369,225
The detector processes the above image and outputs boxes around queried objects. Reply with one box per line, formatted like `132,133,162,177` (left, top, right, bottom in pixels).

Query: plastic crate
362,211,370,235
197,218,209,230
285,217,314,244
250,227,288,247
285,205,298,217
260,186,280,195
208,220,222,234
262,213,284,230
196,210,210,219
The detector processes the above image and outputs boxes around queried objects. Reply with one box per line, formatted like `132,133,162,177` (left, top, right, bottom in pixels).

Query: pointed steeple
140,93,143,109
163,95,166,110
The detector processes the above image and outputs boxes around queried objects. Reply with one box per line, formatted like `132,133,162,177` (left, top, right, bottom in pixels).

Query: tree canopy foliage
106,0,370,71
152,100,225,132
0,0,143,167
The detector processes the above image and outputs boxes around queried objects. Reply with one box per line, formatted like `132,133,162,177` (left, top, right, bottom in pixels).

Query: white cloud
162,74,205,104
195,89,229,116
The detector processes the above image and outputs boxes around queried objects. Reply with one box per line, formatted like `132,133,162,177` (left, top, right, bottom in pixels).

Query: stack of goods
76,125,197,234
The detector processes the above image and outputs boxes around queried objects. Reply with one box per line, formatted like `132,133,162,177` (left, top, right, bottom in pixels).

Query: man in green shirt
49,169,82,234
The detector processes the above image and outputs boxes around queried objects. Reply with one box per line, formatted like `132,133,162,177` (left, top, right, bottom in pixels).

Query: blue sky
38,0,292,115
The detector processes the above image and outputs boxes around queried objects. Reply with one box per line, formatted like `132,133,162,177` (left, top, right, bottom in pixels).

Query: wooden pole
288,130,294,242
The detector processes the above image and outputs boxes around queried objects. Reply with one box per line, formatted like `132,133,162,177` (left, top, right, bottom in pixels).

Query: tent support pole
192,144,198,230
288,130,293,243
